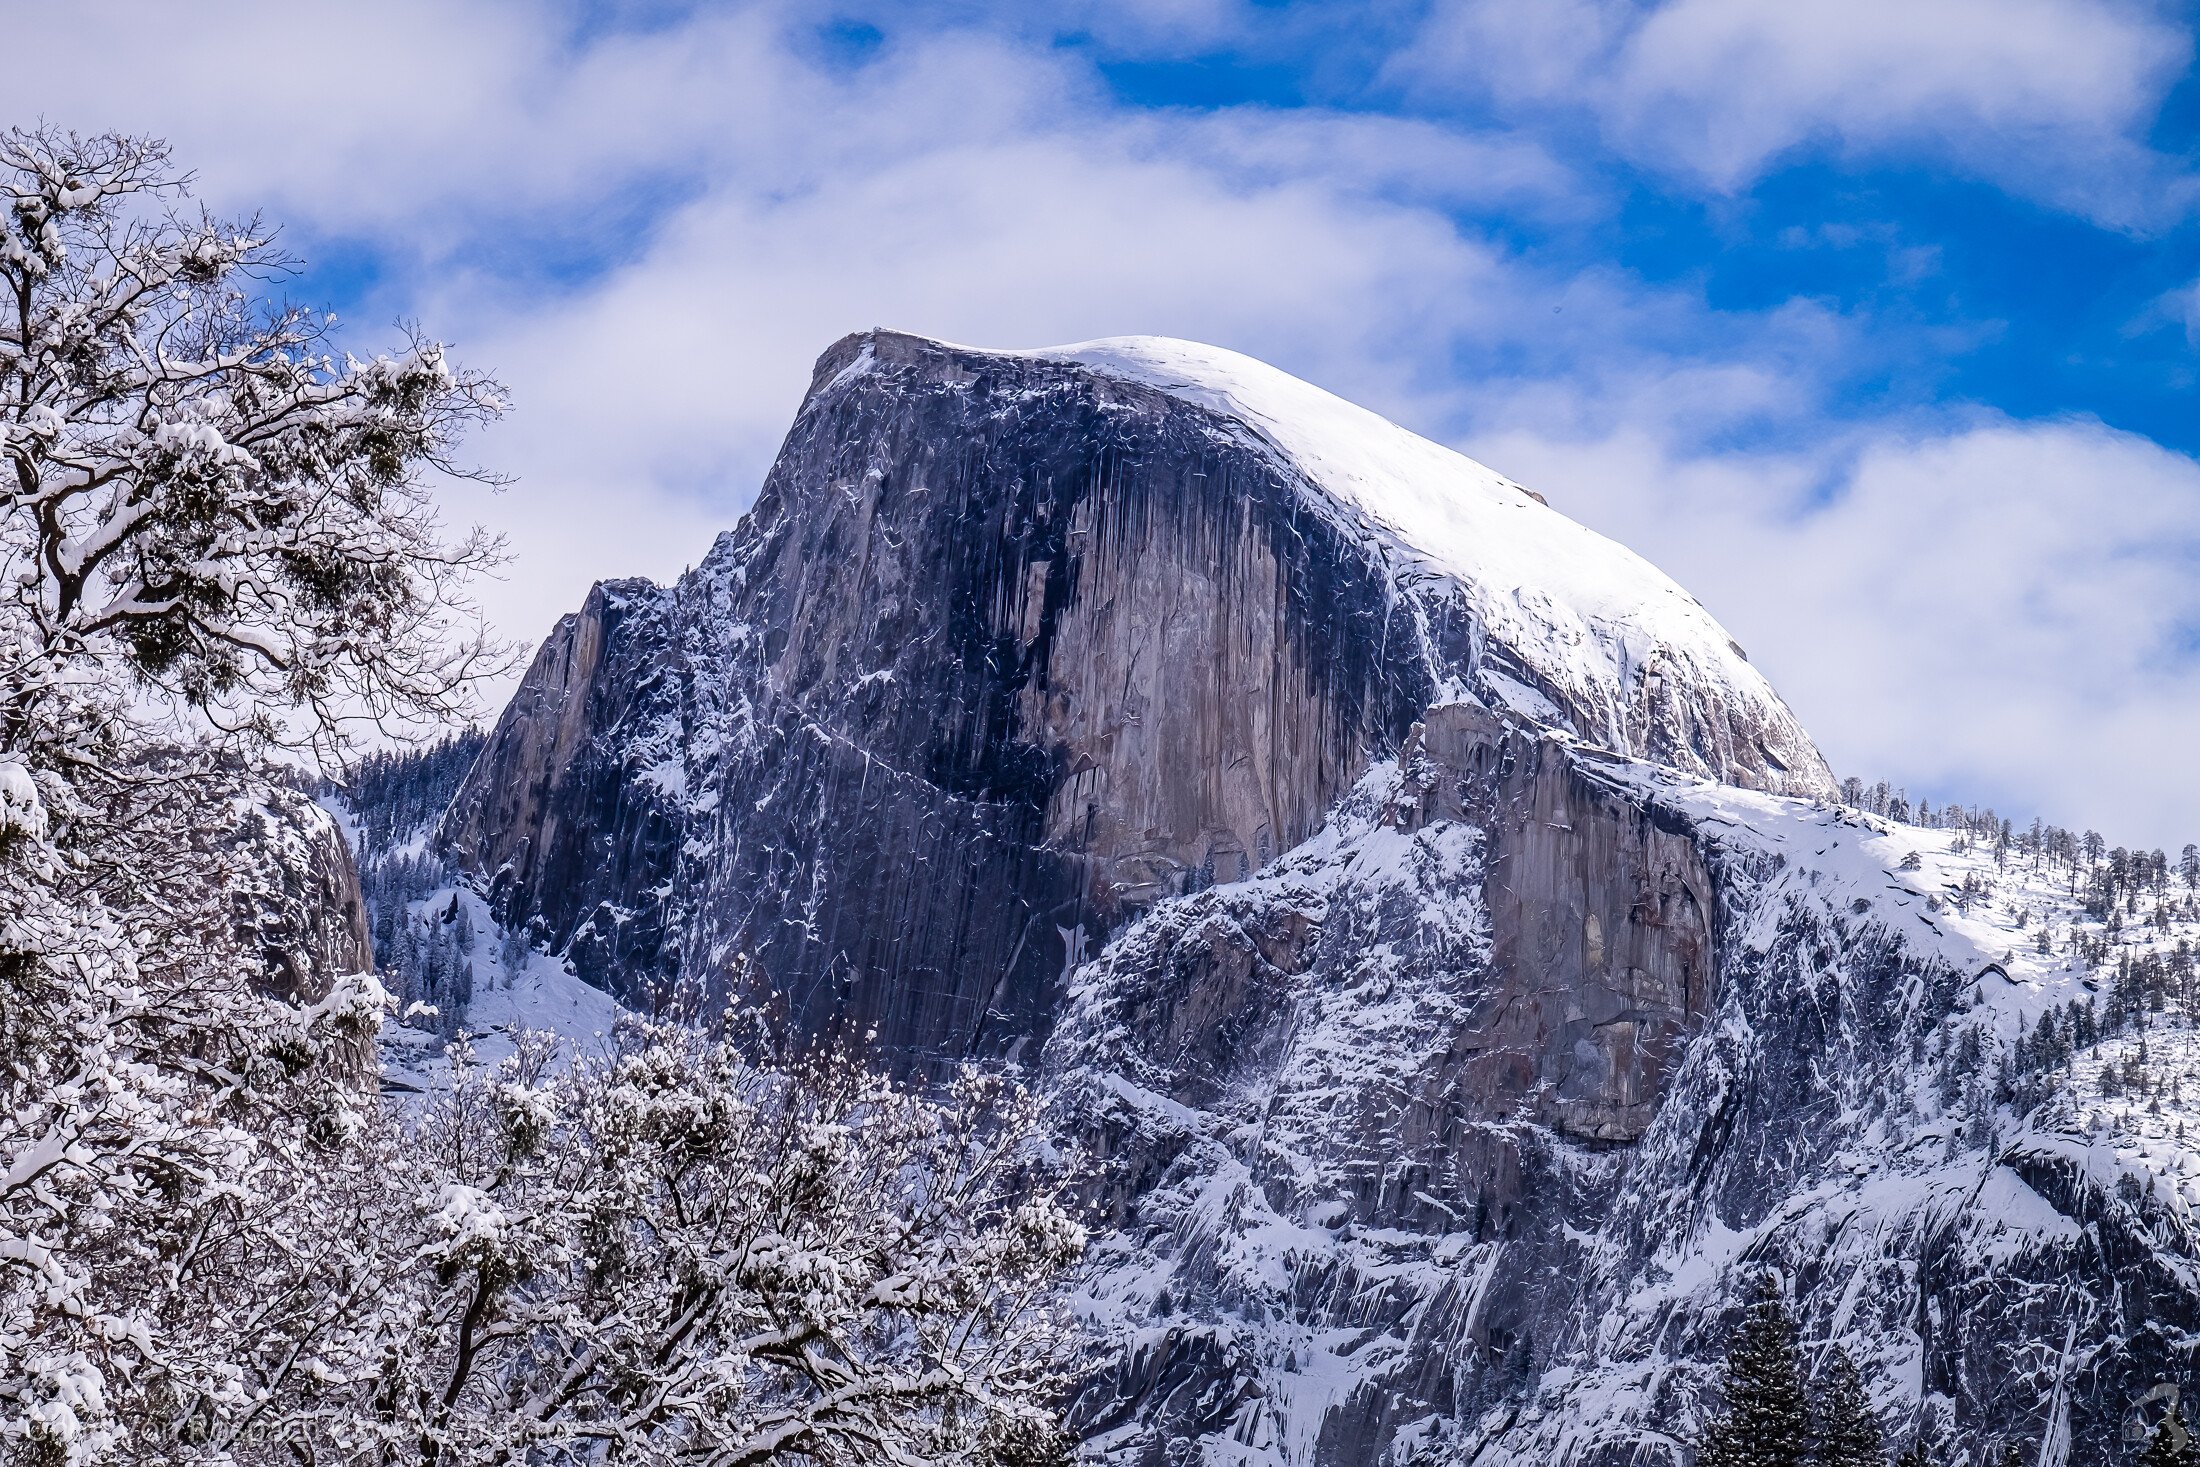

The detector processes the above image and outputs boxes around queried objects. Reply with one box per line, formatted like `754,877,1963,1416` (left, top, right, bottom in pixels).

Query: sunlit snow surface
373,884,624,1093
1019,337,1807,767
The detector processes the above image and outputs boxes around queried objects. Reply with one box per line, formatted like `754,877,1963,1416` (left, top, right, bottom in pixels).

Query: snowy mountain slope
322,746,624,1091
375,884,623,1091
1045,701,2200,1465
1496,765,2182,1467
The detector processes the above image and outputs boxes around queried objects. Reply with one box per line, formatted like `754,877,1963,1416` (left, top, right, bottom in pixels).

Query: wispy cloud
1393,0,2197,229
2158,278,2200,346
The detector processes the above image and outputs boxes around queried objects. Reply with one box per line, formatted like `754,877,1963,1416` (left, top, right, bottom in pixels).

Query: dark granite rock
442,331,1823,1070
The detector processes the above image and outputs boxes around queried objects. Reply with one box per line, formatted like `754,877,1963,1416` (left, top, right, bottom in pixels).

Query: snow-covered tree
1810,1347,1885,1467
235,1022,1086,1466
0,747,393,1464
0,125,503,1464
1,127,508,759
1699,1275,1811,1467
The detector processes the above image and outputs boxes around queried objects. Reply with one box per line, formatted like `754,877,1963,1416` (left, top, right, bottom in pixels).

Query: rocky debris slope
441,330,1826,1067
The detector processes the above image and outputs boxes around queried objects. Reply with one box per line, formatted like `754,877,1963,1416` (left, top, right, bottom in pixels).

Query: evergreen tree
1700,1276,1811,1467
1891,1444,1927,1467
2140,1406,2197,1467
425,927,450,1003
1810,1346,1885,1467
1994,1441,2023,1467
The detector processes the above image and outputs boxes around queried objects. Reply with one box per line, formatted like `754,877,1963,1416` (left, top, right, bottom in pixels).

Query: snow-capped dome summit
434,327,2193,1466
451,325,1838,1046
1011,334,1834,799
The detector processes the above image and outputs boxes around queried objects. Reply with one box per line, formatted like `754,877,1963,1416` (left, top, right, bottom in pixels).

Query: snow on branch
214,1023,1088,1467
0,124,513,760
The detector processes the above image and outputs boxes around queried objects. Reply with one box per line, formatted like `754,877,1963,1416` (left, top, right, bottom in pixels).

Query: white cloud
426,101,1546,646
3,4,1577,661
1166,107,1589,218
2158,278,2200,345
1467,410,2200,846
1397,0,2196,226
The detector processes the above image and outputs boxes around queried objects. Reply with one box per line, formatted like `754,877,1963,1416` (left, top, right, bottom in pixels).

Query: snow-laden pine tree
1699,1275,1812,1467
1811,1347,1885,1467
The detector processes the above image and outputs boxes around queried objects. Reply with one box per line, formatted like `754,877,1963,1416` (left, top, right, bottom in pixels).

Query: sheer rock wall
425,330,2198,1464
441,331,1816,1069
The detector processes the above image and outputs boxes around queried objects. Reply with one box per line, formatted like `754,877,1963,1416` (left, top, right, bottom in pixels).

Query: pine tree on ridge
1812,1345,1885,1467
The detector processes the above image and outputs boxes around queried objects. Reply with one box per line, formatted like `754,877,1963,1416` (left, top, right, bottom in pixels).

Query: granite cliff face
434,331,2199,1465
1047,723,2186,1467
442,330,1825,1064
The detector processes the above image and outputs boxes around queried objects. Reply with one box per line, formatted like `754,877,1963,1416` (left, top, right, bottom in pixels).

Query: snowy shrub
230,1025,1087,1465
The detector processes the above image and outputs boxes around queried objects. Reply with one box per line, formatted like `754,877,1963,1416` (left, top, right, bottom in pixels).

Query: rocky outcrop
229,780,374,1005
442,331,1824,1068
1050,723,2196,1467
1046,705,1724,1461
1411,703,1715,1146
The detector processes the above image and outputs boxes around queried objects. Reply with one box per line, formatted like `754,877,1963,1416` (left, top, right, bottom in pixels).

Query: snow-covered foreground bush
0,126,1088,1465
303,1023,1086,1467
0,751,394,1464
0,119,503,1465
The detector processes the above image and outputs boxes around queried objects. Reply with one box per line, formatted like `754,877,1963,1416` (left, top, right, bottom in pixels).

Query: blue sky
17,0,2200,842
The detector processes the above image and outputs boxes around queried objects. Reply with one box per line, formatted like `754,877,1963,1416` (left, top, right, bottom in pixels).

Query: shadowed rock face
1044,707,1723,1459
441,331,1818,1069
245,789,373,1004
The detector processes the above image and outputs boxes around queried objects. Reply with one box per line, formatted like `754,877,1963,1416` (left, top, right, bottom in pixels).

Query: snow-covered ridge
1047,714,2200,1463
958,334,1827,796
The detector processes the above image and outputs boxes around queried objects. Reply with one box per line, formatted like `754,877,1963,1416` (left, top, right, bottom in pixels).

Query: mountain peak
807,328,1835,800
